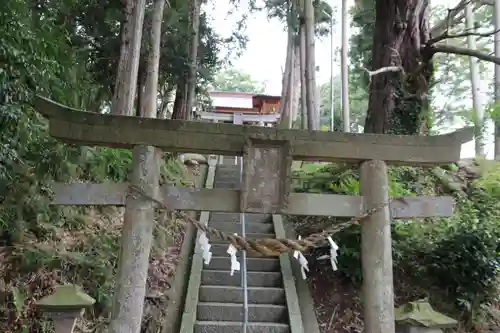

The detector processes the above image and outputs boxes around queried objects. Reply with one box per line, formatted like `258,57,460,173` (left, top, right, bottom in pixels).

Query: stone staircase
179,159,302,333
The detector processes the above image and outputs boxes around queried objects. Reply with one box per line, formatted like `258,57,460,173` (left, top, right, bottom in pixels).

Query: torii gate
34,96,471,333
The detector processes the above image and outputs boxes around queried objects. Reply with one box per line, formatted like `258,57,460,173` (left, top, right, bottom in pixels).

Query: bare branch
429,28,500,44
362,66,404,83
430,0,484,37
430,44,500,65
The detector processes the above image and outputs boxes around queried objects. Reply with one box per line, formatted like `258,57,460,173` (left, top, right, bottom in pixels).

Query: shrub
426,228,500,308
292,161,500,327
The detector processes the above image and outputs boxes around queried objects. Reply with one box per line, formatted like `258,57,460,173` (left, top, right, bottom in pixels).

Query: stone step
197,302,288,323
214,173,240,179
214,173,239,179
214,167,240,174
217,161,240,168
201,269,282,288
214,175,241,183
214,169,240,176
210,213,270,223
209,233,275,245
207,256,280,272
209,221,274,234
215,163,240,170
214,182,240,189
213,180,240,187
199,285,286,304
217,158,240,166
210,244,275,257
195,321,290,333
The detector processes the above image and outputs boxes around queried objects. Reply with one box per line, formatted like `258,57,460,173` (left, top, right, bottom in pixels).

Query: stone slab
273,214,305,333
198,285,285,304
213,182,240,189
210,244,273,257
209,213,270,223
207,221,274,234
201,270,282,288
208,234,276,245
207,257,280,272
196,302,288,322
194,321,290,333
178,160,216,333
283,221,322,333
241,138,291,213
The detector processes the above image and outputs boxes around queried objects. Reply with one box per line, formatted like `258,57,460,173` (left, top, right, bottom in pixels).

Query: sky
205,0,345,95
204,0,492,159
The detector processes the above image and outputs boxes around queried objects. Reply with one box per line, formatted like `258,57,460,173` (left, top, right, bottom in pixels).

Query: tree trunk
172,83,186,119
341,0,350,132
158,84,173,119
140,0,166,118
364,0,432,135
291,42,301,124
135,67,146,117
494,0,500,159
184,0,201,120
111,0,147,116
299,2,308,130
136,82,143,117
304,0,319,130
465,3,485,157
279,17,295,129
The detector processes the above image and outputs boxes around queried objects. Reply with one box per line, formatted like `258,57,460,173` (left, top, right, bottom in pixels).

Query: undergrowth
291,160,500,330
0,103,191,332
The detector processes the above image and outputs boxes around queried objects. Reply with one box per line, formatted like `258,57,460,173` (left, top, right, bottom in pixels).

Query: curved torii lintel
34,95,473,166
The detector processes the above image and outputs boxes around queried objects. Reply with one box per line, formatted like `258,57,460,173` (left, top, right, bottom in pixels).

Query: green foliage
211,68,267,93
474,160,500,198
349,0,374,90
0,1,203,331
0,0,82,247
431,4,494,129
261,0,334,36
318,76,368,130
292,161,500,327
426,229,499,309
81,148,132,182
1,140,190,331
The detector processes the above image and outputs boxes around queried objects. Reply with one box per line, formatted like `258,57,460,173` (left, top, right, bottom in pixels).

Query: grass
293,161,328,173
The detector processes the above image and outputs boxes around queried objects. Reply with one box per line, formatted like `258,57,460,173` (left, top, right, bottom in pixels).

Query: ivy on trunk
363,0,433,135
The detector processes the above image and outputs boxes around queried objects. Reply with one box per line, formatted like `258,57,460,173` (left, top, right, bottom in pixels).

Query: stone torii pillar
360,160,394,333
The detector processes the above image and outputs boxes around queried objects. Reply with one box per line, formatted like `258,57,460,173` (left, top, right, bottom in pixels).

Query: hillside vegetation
291,160,500,332
0,116,194,332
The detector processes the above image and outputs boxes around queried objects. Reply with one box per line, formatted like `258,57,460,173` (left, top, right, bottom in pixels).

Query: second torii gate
35,95,471,333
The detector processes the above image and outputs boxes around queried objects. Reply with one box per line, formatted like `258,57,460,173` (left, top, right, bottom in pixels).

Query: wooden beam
50,183,454,218
35,96,473,166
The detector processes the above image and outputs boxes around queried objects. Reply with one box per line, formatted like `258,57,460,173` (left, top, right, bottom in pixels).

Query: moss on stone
36,285,95,311
395,299,457,328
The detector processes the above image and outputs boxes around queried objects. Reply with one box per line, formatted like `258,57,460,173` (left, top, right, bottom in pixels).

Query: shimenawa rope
127,185,406,257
